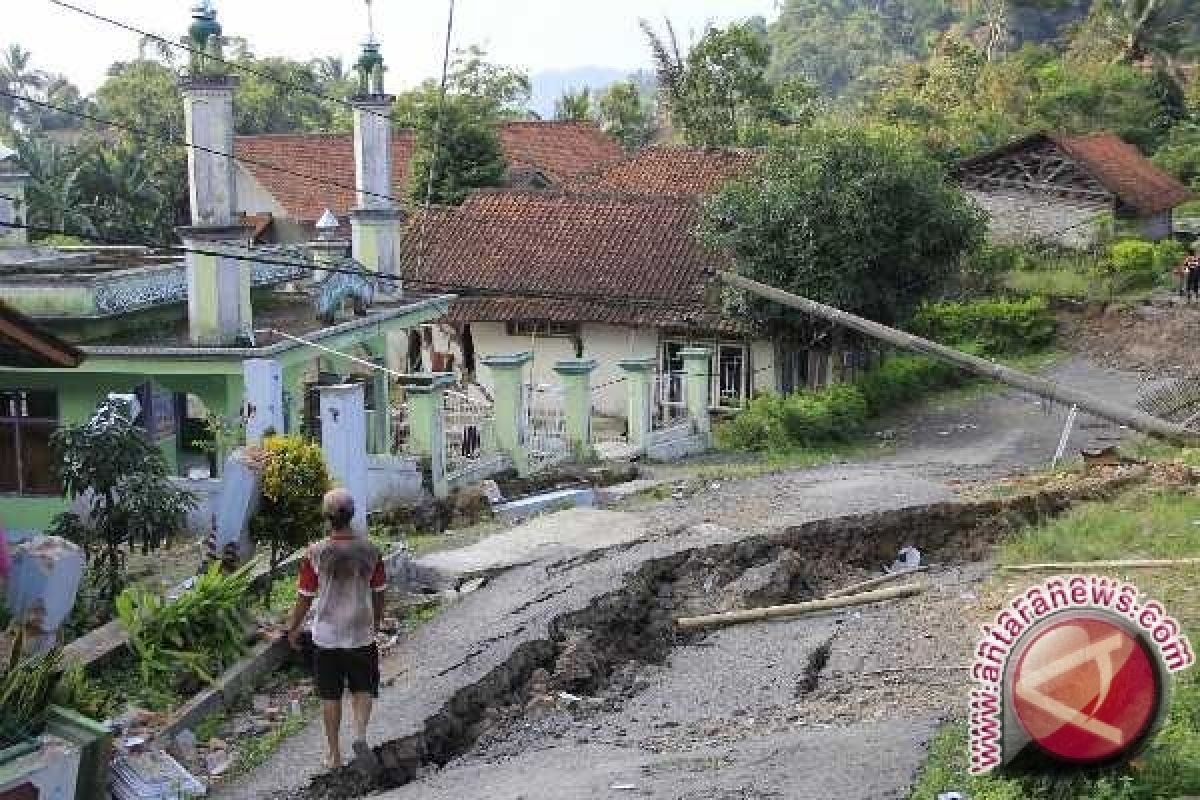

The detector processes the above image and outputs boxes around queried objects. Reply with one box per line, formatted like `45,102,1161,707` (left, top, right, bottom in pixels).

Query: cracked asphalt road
220,357,1158,800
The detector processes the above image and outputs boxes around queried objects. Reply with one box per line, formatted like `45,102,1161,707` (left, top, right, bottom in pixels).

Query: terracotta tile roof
498,121,623,184
234,122,621,222
1052,133,1193,216
956,131,1193,216
564,146,762,197
402,190,738,330
443,297,745,333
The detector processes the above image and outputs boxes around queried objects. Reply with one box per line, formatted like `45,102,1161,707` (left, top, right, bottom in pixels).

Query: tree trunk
719,271,1200,445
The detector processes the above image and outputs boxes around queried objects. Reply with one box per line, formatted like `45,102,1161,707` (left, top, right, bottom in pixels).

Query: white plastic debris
888,546,922,573
110,750,206,799
937,792,968,800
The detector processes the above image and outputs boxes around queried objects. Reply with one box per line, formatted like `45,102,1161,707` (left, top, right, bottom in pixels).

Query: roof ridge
463,187,701,206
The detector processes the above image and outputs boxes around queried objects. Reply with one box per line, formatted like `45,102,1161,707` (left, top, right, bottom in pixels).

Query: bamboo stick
998,558,1200,573
675,583,925,632
823,567,929,598
719,272,1200,446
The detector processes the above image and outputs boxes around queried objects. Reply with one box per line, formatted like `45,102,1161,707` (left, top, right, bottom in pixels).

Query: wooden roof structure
0,300,83,368
955,131,1193,216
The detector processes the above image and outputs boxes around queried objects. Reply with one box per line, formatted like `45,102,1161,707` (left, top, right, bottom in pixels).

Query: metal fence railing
652,372,688,431
524,383,571,471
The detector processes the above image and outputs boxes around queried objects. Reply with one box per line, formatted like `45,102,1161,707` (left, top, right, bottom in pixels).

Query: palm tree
639,18,685,106
80,145,166,242
0,44,47,132
554,87,592,121
16,134,97,238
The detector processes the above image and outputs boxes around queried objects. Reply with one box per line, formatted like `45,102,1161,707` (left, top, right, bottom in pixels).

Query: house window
505,320,581,338
0,389,60,496
658,340,749,408
717,344,748,408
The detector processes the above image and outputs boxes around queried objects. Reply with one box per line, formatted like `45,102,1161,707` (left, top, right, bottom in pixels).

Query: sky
10,0,779,94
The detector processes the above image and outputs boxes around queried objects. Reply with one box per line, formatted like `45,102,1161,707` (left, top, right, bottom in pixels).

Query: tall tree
595,79,658,151
94,59,189,242
0,44,46,133
407,94,508,206
554,87,592,121
1066,0,1193,65
698,125,986,325
642,20,812,146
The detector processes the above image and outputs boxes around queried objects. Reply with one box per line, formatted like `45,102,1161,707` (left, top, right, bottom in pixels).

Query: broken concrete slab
413,508,652,583
594,479,667,507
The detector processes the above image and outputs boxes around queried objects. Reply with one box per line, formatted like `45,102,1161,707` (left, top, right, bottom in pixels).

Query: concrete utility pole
720,271,1200,446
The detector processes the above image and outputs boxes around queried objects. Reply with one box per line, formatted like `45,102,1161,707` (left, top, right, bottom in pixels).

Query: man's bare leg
322,699,343,769
350,692,373,743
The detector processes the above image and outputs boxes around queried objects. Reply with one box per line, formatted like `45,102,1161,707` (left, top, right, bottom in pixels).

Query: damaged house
401,187,867,419
955,131,1194,246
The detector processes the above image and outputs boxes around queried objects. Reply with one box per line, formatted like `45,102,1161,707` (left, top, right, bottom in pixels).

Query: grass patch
232,702,314,775
194,711,226,744
911,485,1200,799
910,671,1200,800
1003,268,1092,300
998,487,1200,566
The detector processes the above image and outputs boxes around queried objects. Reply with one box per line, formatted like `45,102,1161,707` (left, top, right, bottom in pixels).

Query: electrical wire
45,0,398,127
0,217,706,312
0,89,408,209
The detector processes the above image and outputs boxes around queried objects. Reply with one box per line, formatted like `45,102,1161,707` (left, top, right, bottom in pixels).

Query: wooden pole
824,567,928,598
999,558,1200,573
719,272,1200,446
675,583,925,632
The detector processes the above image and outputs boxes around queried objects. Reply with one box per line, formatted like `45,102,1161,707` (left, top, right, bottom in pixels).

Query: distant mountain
529,66,629,119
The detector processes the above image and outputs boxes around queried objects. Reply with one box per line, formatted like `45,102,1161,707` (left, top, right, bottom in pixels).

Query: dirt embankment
1059,297,1200,379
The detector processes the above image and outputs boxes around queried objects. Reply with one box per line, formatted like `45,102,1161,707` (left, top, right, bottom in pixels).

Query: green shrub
717,355,961,452
249,435,331,587
858,354,964,416
1155,239,1189,271
911,296,1056,355
1109,238,1157,276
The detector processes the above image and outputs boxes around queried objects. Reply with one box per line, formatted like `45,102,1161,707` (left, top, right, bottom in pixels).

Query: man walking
1188,244,1200,303
286,488,386,772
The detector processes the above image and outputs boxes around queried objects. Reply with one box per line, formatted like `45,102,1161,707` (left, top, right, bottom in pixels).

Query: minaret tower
349,0,402,297
178,1,252,345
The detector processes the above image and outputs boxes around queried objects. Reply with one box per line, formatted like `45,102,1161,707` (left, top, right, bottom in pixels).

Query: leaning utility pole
720,271,1199,446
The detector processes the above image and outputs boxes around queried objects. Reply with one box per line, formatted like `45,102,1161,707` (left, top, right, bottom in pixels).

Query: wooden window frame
0,389,61,497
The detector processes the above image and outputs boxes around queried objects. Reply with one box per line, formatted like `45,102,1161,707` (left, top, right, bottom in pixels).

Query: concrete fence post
680,347,713,437
6,536,84,655
371,357,391,455
398,373,453,499
482,352,533,477
242,358,284,446
554,359,598,459
319,383,369,534
618,358,656,451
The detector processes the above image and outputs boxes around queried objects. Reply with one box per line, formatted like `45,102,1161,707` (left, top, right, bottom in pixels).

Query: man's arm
370,557,387,634
287,594,314,649
289,547,318,649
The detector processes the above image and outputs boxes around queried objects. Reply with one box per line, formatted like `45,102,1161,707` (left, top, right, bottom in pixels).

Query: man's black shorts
313,644,380,700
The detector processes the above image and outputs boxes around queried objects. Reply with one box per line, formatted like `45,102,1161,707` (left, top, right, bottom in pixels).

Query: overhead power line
0,218,707,313
45,0,397,127
0,89,409,210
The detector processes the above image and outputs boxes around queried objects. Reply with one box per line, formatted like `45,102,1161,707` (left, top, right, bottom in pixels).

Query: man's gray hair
322,487,355,528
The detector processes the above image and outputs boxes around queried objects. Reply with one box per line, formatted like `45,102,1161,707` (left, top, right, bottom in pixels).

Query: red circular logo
1011,615,1161,764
